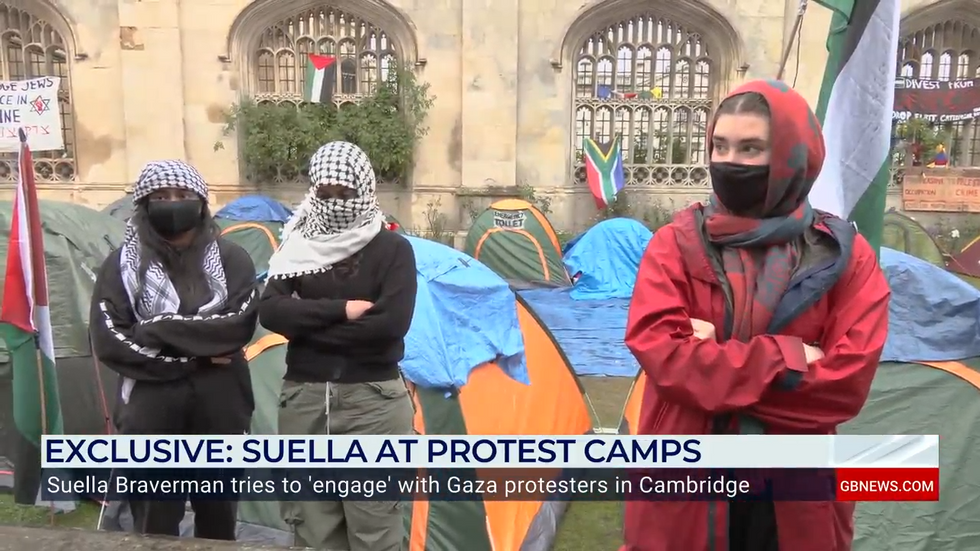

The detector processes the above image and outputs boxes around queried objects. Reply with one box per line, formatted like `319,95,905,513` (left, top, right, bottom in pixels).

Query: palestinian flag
304,53,337,103
0,130,66,507
808,0,901,256
583,134,626,209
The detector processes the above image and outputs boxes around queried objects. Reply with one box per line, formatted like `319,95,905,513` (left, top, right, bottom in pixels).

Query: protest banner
0,77,64,153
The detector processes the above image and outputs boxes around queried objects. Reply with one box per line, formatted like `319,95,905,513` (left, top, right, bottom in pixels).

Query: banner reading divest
0,77,64,153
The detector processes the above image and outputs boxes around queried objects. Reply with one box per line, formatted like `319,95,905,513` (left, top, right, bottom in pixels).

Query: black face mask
709,162,771,215
146,199,202,239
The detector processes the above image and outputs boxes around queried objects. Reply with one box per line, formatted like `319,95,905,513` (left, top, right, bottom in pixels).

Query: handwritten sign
902,168,980,213
493,210,526,229
0,77,64,153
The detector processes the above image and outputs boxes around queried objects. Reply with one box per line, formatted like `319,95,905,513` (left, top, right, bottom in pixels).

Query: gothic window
252,7,398,104
573,16,713,188
0,2,75,182
896,20,980,167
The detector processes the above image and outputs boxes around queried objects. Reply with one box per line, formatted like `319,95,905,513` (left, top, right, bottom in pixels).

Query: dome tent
463,199,570,286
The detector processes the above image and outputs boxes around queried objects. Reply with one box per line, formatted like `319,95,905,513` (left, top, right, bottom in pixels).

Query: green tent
0,201,126,361
840,358,980,550
386,213,407,235
0,201,125,492
215,219,282,277
463,199,570,286
881,210,947,267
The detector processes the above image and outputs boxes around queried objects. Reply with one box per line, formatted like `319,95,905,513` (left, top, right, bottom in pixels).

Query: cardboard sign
0,77,64,152
902,168,980,213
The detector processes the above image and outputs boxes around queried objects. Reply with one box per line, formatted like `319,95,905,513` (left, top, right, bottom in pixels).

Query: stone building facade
0,0,975,232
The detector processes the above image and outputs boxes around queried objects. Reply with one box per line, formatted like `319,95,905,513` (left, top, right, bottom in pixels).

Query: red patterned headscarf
685,79,826,340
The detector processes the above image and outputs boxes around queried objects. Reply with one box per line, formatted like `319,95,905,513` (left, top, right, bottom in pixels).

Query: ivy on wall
215,66,435,185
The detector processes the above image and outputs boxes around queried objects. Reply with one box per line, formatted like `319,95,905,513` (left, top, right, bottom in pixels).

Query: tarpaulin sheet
403,237,528,388
518,287,638,377
880,248,980,362
563,217,652,301
214,195,292,223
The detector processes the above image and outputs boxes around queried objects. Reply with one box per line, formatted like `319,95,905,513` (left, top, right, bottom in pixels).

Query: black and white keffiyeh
267,141,385,280
119,160,229,325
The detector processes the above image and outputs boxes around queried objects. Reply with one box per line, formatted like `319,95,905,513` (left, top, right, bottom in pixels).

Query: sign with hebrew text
0,77,64,153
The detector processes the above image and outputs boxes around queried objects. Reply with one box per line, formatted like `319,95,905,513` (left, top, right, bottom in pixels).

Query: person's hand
803,344,825,364
345,300,374,320
690,319,716,341
210,356,233,365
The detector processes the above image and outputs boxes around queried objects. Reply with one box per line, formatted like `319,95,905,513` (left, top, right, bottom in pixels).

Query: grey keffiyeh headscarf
119,160,229,322
266,141,385,280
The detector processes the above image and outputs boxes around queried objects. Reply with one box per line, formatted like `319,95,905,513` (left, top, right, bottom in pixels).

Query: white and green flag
304,53,337,103
808,0,901,255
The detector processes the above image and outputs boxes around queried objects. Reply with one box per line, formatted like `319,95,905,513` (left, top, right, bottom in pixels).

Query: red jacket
621,209,890,551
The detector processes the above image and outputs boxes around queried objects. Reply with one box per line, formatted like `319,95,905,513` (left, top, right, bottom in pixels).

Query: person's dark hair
131,198,219,307
714,92,771,119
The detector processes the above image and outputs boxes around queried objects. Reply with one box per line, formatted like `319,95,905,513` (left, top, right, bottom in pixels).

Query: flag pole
777,0,810,80
19,127,53,525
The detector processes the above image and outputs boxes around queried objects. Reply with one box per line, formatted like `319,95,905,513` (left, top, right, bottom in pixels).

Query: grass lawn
0,494,100,528
551,375,634,551
0,376,635,550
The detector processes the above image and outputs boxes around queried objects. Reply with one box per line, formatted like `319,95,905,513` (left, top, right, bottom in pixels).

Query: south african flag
583,134,626,210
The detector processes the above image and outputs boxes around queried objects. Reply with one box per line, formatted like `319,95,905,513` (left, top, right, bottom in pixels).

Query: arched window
896,20,980,167
0,2,75,182
573,16,713,188
252,6,398,104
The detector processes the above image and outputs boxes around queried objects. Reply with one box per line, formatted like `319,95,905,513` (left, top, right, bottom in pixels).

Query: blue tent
563,218,653,300
402,236,529,388
519,246,980,378
215,195,292,223
879,247,980,362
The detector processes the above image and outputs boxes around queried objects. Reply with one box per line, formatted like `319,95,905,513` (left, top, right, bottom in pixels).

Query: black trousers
117,363,254,541
729,501,779,551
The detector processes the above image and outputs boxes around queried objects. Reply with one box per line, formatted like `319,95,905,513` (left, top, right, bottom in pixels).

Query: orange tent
242,295,594,550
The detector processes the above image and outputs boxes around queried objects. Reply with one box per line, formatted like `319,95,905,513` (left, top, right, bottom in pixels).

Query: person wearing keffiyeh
89,160,259,541
622,81,890,551
259,141,417,551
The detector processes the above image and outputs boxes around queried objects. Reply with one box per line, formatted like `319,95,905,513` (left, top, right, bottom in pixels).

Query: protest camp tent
562,217,653,300
880,209,947,267
213,195,291,278
0,201,125,495
101,193,134,221
463,199,570,286
239,296,592,549
214,220,283,278
230,237,593,550
387,213,407,234
620,249,980,550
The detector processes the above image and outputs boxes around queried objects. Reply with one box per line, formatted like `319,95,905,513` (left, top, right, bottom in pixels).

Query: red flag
0,130,49,329
0,129,64,507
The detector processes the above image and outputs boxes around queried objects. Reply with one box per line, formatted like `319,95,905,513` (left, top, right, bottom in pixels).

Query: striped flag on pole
0,128,68,509
583,134,626,210
304,54,337,104
808,0,901,256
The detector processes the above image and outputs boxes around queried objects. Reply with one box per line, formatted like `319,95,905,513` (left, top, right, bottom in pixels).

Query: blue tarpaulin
403,237,529,389
880,248,980,363
518,287,638,377
519,247,980,378
563,218,652,300
215,195,292,223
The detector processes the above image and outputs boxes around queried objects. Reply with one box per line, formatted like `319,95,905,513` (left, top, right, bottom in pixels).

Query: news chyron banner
41,435,939,502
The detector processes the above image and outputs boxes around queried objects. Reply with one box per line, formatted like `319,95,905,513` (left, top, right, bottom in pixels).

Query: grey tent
102,193,134,222
0,201,125,498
